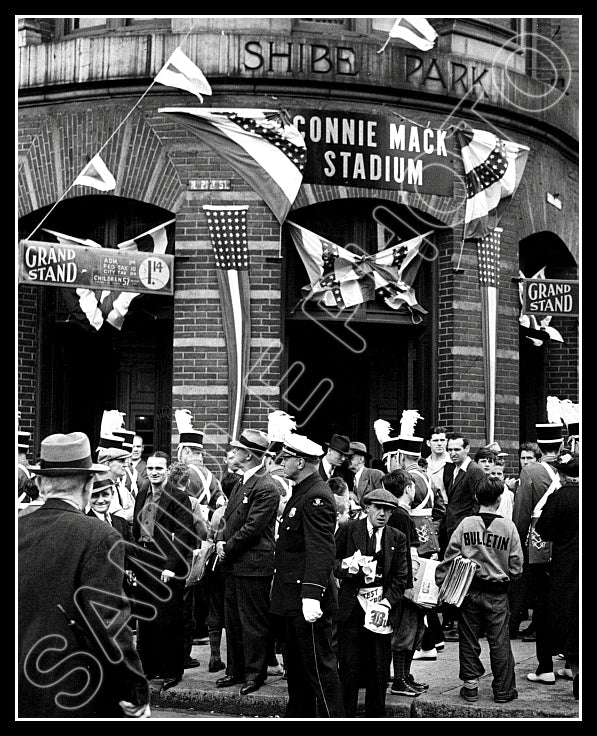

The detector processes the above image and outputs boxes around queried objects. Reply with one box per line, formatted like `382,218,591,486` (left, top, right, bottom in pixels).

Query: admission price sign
521,278,579,318
18,240,174,295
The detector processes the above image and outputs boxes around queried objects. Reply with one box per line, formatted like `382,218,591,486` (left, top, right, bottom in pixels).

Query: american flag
456,126,529,239
159,107,306,224
288,221,431,316
477,228,502,444
203,205,251,440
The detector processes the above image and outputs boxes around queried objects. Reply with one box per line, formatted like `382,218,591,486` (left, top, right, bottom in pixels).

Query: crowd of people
17,408,579,718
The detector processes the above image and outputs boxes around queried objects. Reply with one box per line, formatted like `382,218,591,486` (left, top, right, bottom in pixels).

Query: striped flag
203,205,251,441
477,227,502,444
73,153,116,192
288,222,431,316
154,48,212,102
43,220,174,331
160,107,306,224
456,126,529,240
377,17,438,54
518,267,564,346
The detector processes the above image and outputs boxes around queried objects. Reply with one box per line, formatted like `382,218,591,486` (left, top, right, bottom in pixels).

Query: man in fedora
347,441,385,504
98,443,136,524
214,429,280,696
18,432,150,718
319,433,352,486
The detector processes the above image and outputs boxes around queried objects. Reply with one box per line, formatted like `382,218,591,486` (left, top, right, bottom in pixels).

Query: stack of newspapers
438,557,480,607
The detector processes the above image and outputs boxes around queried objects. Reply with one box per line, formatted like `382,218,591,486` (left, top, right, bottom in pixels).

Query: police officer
270,433,345,718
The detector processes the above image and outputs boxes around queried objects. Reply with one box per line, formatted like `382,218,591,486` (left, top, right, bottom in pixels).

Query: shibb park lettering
462,531,509,551
527,281,575,313
293,114,448,186
24,244,78,282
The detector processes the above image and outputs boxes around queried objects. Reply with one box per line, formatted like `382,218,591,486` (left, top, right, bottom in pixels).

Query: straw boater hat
175,409,204,449
29,432,107,476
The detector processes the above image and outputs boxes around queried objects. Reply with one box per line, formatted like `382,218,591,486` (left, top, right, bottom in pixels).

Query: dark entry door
285,319,424,461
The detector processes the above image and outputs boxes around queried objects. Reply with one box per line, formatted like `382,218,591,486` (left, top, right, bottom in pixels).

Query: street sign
18,240,174,295
521,278,579,318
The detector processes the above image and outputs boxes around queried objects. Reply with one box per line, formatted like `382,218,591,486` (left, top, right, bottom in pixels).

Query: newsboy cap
362,488,399,508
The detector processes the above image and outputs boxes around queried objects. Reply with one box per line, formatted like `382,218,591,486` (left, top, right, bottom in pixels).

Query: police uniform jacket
270,471,338,616
334,518,409,627
219,467,279,577
19,499,148,717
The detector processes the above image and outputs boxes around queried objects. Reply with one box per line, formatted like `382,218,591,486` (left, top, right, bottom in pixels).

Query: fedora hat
348,441,371,460
324,434,351,455
29,432,107,476
230,429,270,456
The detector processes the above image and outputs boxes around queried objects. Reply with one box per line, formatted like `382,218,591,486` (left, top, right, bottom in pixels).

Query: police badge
312,498,323,506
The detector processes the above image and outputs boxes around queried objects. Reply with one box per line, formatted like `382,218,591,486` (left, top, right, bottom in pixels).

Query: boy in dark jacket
436,476,523,704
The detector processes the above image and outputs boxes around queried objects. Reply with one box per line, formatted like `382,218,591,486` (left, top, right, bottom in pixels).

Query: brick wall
17,285,38,446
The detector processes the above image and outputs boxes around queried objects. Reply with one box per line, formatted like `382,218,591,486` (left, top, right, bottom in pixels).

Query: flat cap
362,488,399,508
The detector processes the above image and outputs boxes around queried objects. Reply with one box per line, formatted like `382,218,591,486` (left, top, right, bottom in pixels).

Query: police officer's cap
280,433,324,461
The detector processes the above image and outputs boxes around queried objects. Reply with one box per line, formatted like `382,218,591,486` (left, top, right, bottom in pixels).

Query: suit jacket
352,467,385,503
334,518,409,627
132,482,195,576
271,472,338,616
87,508,134,544
19,499,148,717
442,460,485,540
219,466,279,577
318,459,353,486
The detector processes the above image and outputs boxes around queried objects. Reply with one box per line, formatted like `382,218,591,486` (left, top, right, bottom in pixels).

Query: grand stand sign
522,278,579,318
18,240,174,295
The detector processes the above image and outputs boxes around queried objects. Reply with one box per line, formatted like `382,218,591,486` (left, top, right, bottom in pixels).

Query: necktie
367,528,376,556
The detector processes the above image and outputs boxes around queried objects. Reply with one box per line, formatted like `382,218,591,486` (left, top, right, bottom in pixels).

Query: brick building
17,17,579,472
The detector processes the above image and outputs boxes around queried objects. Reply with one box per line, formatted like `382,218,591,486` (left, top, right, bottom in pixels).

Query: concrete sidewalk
157,636,580,719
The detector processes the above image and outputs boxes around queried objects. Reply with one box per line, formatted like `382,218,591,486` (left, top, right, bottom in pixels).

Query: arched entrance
519,231,578,441
19,196,175,453
281,198,441,459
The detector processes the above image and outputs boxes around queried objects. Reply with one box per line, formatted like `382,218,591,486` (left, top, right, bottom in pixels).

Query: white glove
160,569,175,583
119,701,151,718
302,598,322,623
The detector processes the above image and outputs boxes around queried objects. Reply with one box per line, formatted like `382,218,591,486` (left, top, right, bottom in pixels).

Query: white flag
155,48,212,102
378,17,438,54
73,154,116,191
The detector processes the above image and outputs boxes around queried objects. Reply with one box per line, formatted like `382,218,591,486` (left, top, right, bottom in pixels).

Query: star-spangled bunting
203,205,251,441
44,220,174,331
159,107,306,224
287,221,431,318
456,126,530,240
477,228,502,444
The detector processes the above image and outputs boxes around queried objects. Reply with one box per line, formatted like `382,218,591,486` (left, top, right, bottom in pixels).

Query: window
61,17,168,37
